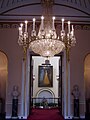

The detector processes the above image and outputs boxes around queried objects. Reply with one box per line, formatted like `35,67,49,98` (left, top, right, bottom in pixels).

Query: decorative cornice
0,23,90,30
0,0,90,15
75,25,90,30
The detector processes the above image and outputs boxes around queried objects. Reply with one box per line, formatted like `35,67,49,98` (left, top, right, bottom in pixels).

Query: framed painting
38,65,53,87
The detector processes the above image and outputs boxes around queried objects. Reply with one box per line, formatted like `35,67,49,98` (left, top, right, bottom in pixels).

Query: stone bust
11,85,20,99
71,85,80,99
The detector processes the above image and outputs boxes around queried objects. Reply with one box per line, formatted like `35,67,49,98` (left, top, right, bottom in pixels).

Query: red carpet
27,108,64,120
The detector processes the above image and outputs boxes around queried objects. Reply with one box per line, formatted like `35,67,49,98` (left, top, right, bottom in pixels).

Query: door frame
28,52,63,114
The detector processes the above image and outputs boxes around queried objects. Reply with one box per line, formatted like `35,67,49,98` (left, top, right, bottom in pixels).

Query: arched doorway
35,89,55,106
29,54,62,113
84,54,90,118
0,51,8,114
36,89,54,98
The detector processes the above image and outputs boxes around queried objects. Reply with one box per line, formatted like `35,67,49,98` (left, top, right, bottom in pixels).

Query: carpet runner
27,108,64,120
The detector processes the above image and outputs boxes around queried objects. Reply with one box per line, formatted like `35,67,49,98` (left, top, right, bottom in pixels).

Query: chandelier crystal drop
18,0,76,57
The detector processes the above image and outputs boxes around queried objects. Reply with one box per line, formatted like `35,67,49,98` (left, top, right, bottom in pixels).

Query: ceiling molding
0,0,90,22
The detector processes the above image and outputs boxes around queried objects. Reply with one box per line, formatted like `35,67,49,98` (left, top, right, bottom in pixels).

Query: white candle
19,23,23,35
68,21,70,33
62,18,64,31
25,21,28,33
33,18,35,31
20,23,23,30
52,16,55,30
72,25,74,36
19,27,22,35
41,16,44,30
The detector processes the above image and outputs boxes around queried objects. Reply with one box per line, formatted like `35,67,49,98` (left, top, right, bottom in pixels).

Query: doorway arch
29,54,63,113
0,51,8,113
84,54,90,116
36,88,55,98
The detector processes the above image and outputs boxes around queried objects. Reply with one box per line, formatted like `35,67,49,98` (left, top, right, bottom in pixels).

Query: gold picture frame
38,65,53,87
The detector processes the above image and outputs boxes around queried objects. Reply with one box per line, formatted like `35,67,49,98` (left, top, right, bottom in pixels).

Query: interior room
0,0,90,120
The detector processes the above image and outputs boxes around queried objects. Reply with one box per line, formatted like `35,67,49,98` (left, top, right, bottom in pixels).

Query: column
25,50,30,117
21,58,26,117
65,48,71,118
68,60,71,117
64,48,71,118
63,50,67,118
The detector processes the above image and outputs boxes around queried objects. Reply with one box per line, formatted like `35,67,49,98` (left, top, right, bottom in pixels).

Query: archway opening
84,54,90,117
29,54,62,113
0,51,8,114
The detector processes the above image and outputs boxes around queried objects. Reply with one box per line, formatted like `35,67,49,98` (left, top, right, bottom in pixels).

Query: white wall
32,56,60,98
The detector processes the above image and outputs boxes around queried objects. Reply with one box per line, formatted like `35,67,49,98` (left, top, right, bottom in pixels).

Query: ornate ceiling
0,0,90,23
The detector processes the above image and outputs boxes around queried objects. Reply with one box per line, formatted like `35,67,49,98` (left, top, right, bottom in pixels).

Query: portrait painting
38,65,53,87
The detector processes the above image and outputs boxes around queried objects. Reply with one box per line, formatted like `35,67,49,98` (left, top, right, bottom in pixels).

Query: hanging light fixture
18,0,76,57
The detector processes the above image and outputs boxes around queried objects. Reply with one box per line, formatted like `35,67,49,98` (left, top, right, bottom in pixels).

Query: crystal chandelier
18,0,76,57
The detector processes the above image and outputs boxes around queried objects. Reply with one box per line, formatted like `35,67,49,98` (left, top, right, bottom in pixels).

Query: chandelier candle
41,16,44,30
71,25,74,36
33,18,36,31
52,16,55,30
68,21,70,34
19,23,23,36
25,21,28,33
62,18,64,31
